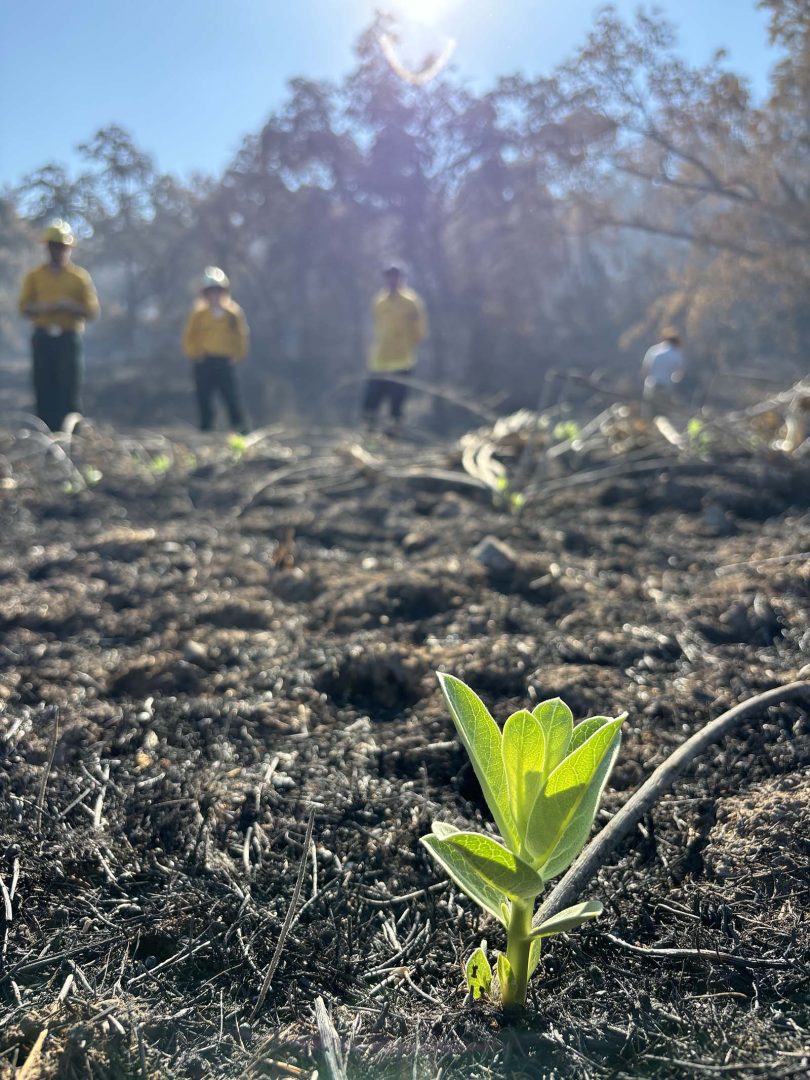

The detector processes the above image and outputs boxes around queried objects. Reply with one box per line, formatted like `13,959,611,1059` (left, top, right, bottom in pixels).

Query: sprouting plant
149,453,172,476
82,465,103,486
492,476,525,515
228,433,248,459
421,673,625,1009
687,417,712,452
552,419,581,442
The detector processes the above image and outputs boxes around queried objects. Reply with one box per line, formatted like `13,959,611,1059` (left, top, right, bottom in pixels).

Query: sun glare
390,0,462,28
381,0,461,83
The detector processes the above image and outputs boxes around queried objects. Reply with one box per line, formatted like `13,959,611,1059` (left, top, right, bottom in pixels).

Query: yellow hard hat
201,266,230,291
41,219,75,246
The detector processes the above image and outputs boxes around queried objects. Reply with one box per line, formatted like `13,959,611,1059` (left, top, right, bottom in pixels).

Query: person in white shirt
641,329,686,416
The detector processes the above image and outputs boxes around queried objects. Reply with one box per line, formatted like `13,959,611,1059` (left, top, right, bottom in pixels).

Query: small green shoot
228,433,249,459
553,419,581,442
82,466,103,486
422,673,626,1009
149,453,172,476
687,417,712,452
492,476,525,515
465,943,492,1000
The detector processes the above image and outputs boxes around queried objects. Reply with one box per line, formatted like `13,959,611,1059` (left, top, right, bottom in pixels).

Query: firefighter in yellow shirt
183,267,250,433
363,264,427,433
18,220,100,432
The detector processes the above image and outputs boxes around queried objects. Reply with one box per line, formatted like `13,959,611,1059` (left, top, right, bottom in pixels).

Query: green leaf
529,900,603,940
525,715,624,870
423,832,543,905
569,716,614,753
539,723,624,880
532,698,573,777
528,937,543,978
502,710,545,837
421,834,509,925
465,946,492,1000
496,952,516,1000
438,673,518,851
431,821,460,840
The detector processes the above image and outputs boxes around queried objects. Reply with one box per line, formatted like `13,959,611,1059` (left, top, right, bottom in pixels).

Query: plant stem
504,898,533,1008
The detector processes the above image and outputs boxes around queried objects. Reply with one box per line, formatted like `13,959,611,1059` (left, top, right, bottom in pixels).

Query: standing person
17,220,100,432
641,328,686,417
363,264,427,434
183,267,250,433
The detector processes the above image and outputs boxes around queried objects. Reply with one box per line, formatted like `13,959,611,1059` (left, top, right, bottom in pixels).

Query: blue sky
0,0,775,188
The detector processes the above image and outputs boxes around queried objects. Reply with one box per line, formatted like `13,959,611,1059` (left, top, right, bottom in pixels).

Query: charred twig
525,456,683,501
254,756,279,815
359,881,448,907
643,1055,808,1075
716,550,810,576
251,809,315,1018
604,933,797,970
536,681,810,925
93,761,110,830
4,936,121,979
0,873,12,970
15,972,74,1080
314,995,349,1080
127,936,213,987
35,713,59,833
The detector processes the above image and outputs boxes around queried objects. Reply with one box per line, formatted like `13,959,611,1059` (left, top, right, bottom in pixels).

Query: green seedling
493,476,525,515
149,453,172,476
421,673,625,1009
553,419,581,442
687,417,712,452
228,433,248,459
465,943,492,1000
82,465,103,486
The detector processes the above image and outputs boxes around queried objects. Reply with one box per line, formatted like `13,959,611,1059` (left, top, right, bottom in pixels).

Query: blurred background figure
641,328,686,417
17,220,100,432
183,267,250,433
362,264,427,436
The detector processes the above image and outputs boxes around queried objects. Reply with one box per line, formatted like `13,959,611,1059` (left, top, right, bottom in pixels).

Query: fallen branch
535,680,810,925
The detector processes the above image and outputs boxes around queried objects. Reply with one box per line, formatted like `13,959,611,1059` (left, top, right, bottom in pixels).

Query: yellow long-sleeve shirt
18,262,100,332
369,287,427,372
183,300,249,362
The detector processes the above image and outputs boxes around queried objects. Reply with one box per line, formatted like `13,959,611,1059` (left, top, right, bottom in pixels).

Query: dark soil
0,418,808,1080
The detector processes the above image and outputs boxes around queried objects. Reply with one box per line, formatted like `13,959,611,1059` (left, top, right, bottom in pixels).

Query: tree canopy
3,4,808,423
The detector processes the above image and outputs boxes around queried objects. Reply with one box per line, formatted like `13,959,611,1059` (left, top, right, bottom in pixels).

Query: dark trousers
362,370,410,423
193,355,248,432
32,329,83,432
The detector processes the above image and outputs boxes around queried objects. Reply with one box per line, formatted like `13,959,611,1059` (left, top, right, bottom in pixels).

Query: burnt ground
0,416,808,1080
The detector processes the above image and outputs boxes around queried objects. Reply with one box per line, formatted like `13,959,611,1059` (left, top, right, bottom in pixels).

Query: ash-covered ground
0,417,808,1079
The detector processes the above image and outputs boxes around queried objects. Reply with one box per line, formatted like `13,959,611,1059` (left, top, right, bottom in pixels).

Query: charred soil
0,420,808,1079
